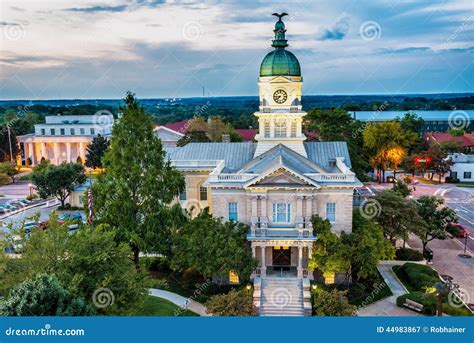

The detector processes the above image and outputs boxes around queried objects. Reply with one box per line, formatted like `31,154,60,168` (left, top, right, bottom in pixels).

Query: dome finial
271,13,289,48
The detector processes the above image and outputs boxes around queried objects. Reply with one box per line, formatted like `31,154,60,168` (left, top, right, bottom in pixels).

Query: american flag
88,189,94,225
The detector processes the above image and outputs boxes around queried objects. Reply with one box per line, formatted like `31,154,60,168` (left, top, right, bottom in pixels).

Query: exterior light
311,284,317,290
246,284,252,291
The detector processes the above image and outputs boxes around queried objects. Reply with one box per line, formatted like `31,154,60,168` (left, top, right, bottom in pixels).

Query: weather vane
272,13,288,21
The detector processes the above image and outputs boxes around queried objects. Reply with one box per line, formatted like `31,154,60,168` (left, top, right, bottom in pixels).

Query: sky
0,0,473,99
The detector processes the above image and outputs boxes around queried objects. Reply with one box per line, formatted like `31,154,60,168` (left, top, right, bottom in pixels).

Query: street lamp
435,280,457,316
28,183,32,196
459,232,471,259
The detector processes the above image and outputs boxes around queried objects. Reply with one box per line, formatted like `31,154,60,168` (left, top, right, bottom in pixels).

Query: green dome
260,48,301,77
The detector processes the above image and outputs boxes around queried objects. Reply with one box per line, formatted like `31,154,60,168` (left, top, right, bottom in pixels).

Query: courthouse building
164,14,361,314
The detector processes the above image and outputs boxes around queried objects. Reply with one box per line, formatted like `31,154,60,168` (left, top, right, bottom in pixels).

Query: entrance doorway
272,246,291,272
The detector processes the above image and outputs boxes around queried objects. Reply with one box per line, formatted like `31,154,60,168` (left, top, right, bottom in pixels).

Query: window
464,172,472,179
264,121,270,138
228,202,238,221
60,128,65,135
80,128,85,135
228,270,239,284
50,128,55,135
70,128,75,135
90,128,95,135
326,203,336,222
451,171,458,179
272,203,291,223
199,185,208,201
274,120,287,138
179,189,187,201
291,121,297,137
41,129,45,135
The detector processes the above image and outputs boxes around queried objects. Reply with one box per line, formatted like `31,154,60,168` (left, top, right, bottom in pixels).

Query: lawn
135,296,198,316
457,182,474,188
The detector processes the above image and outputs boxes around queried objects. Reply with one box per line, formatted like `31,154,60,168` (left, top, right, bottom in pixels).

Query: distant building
17,114,114,166
448,153,474,182
424,132,474,153
153,126,184,146
352,110,474,134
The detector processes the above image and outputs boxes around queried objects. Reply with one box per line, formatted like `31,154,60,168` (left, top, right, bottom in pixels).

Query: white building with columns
17,113,114,166
164,14,361,312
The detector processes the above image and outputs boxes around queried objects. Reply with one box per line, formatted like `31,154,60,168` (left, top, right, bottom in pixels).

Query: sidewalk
148,288,209,316
357,261,421,316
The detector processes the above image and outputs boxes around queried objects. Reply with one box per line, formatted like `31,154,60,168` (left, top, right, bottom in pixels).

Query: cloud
319,13,350,41
379,47,432,54
65,5,128,13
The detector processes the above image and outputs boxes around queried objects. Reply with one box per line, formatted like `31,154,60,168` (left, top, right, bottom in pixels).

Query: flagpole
88,168,94,229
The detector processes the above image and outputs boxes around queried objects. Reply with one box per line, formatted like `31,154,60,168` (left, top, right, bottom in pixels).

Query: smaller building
424,132,474,153
448,153,474,182
69,179,93,208
17,114,114,166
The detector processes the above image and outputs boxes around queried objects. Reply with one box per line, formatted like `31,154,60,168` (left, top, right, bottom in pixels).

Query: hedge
395,248,424,261
397,291,437,315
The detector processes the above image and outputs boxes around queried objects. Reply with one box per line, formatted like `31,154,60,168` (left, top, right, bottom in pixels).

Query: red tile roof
163,120,189,134
425,132,474,147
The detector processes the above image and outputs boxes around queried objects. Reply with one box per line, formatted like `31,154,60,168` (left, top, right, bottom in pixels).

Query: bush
313,289,357,316
397,291,437,315
26,193,39,201
206,289,256,316
0,173,11,186
394,263,440,292
445,176,460,183
142,257,171,273
395,248,424,261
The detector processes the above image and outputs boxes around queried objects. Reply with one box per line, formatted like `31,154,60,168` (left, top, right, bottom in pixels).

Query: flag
88,188,94,225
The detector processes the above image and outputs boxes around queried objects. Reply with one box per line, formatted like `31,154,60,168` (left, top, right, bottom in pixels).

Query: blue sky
0,0,473,99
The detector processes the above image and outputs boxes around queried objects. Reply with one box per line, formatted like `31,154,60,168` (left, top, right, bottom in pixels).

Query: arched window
199,184,208,201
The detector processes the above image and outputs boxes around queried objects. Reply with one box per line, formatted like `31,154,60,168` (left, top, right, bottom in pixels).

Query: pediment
269,76,293,83
244,166,319,189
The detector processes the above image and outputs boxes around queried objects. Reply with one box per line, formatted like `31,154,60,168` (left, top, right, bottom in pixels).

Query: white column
24,143,29,166
28,142,35,165
41,142,47,160
54,143,60,164
297,246,303,278
66,142,71,162
270,118,275,138
296,118,302,136
306,195,313,218
286,117,291,138
252,245,256,258
296,195,303,217
261,246,266,277
79,142,86,163
251,195,258,218
260,194,267,218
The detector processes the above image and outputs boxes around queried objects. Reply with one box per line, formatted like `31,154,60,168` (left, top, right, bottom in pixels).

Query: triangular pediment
244,165,319,189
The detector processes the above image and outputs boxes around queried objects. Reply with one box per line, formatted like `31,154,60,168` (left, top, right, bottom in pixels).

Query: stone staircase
257,277,310,316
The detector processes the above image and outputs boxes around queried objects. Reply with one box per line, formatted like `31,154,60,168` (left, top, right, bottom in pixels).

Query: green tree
373,190,425,245
31,162,86,207
177,130,210,146
0,125,19,162
308,215,350,280
426,144,452,183
0,274,94,316
415,196,457,251
172,210,256,279
0,162,19,183
313,289,356,316
206,289,256,316
85,134,109,169
92,92,185,268
392,178,414,198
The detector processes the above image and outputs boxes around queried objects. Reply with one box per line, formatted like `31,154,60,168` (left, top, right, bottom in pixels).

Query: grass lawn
135,296,198,316
457,182,474,188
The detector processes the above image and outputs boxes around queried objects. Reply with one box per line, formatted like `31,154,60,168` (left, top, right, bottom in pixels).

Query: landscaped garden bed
135,296,197,316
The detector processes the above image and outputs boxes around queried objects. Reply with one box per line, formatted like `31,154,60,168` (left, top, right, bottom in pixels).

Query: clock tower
254,13,307,157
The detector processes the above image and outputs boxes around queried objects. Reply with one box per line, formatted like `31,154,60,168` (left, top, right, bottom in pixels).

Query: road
0,201,59,232
362,180,474,252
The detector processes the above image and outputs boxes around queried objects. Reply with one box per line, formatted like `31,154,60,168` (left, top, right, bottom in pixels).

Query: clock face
273,89,288,104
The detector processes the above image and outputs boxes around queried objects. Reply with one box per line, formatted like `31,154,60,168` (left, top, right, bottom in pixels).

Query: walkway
148,288,209,316
357,261,421,316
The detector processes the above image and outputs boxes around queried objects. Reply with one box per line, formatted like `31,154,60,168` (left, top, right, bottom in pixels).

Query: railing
172,160,222,168
207,173,256,183
249,216,314,238
258,106,302,113
306,173,355,182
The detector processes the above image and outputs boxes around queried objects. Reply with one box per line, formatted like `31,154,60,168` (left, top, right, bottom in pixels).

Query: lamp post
28,183,32,196
435,280,457,316
458,232,471,259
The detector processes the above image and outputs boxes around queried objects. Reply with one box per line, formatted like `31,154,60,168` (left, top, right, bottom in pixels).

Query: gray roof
304,142,352,169
165,141,353,173
165,142,256,172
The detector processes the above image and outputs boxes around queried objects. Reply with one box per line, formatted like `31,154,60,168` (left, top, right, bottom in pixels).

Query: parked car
447,223,468,238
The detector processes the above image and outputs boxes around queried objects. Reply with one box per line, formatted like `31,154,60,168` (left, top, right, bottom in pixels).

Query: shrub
0,173,11,186
143,257,171,273
206,289,256,316
313,289,357,316
445,176,460,183
26,193,39,201
395,248,424,261
394,263,440,292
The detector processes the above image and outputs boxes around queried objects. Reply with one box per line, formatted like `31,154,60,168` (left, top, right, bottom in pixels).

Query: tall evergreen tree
85,134,109,169
92,92,185,268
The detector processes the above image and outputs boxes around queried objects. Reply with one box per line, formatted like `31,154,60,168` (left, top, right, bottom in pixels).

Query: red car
448,223,468,238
